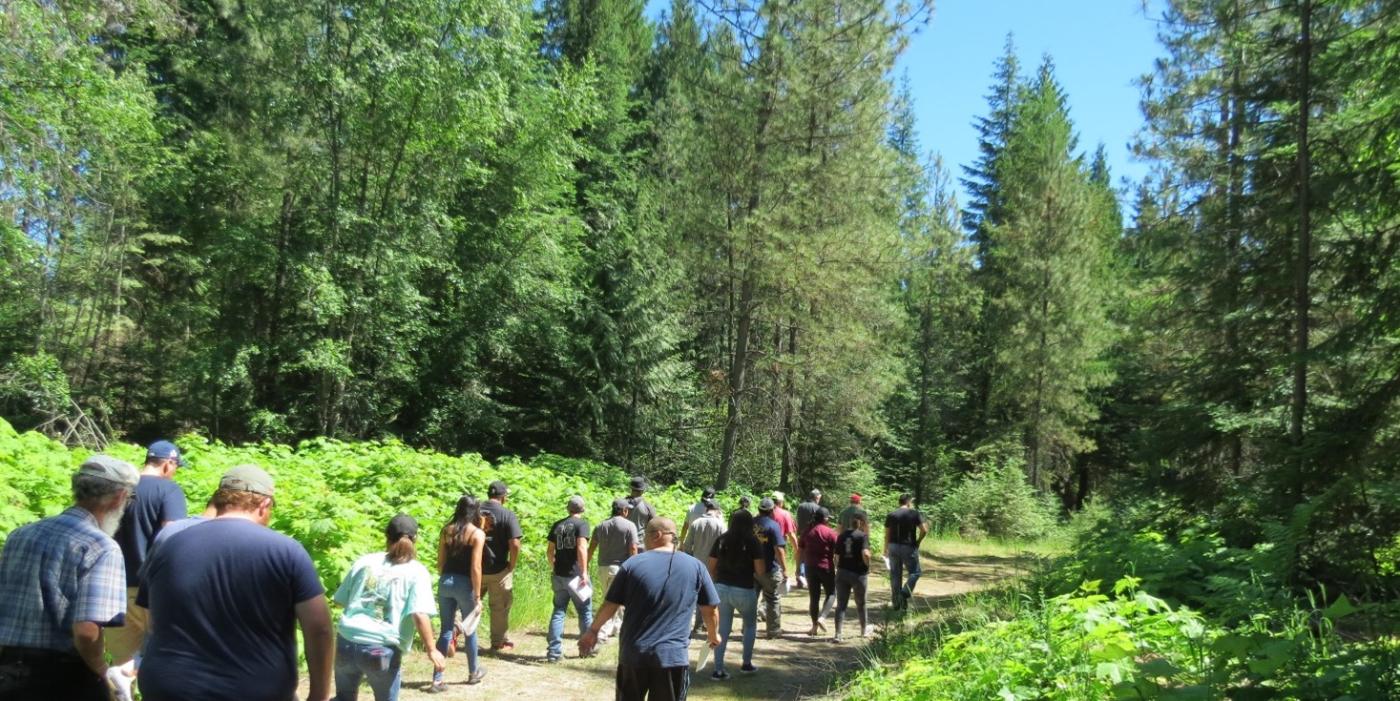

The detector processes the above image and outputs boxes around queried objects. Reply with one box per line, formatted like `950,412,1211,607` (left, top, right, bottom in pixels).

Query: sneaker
492,641,516,652
711,669,731,681
807,624,820,636
741,663,757,673
427,682,449,694
861,625,873,638
833,634,844,643
544,654,562,663
467,668,487,685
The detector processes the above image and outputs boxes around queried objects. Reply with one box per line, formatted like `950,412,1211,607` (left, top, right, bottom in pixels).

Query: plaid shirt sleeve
73,544,128,627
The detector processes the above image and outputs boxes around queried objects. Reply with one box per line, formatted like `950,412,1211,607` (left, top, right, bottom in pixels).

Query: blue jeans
435,573,479,677
547,575,593,659
888,542,921,602
715,583,757,671
333,636,401,701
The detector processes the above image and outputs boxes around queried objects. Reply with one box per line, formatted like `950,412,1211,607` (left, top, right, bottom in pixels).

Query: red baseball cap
850,493,862,503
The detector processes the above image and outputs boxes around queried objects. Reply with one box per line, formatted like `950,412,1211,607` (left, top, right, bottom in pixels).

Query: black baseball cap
488,480,509,497
386,513,418,541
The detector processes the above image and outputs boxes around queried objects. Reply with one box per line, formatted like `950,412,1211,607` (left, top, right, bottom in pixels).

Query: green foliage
932,441,1058,540
0,417,696,627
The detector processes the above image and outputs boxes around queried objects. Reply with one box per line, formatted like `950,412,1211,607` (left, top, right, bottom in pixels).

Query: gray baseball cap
77,455,140,488
220,464,275,497
567,495,586,514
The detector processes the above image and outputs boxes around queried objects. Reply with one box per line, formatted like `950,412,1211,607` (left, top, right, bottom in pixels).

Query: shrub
933,441,1058,540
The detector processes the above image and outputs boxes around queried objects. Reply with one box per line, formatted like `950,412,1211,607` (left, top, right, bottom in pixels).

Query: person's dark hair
387,532,417,564
721,509,756,550
899,492,914,505
815,508,830,524
739,496,752,510
442,493,481,551
850,511,867,527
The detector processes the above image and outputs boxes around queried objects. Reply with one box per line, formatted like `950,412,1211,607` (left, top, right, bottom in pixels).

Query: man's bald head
645,516,678,548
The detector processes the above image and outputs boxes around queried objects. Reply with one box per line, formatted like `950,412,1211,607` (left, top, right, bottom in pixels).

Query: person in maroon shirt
797,509,838,636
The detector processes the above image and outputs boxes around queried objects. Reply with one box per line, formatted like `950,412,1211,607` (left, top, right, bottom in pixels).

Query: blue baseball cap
146,440,187,467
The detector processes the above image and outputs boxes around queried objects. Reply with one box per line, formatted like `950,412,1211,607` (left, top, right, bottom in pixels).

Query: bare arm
587,534,598,568
579,601,621,656
753,557,767,578
862,547,872,566
507,537,520,573
883,526,892,555
774,545,787,574
72,621,106,677
413,612,446,672
702,604,720,647
437,534,447,574
295,596,335,701
708,555,719,580
547,540,557,569
576,536,589,585
470,530,484,600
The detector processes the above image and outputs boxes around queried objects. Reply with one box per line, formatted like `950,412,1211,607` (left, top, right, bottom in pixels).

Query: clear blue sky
898,0,1166,206
646,0,1167,208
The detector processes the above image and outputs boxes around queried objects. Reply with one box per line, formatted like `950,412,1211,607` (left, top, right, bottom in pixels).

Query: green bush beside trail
0,418,706,626
843,505,1400,701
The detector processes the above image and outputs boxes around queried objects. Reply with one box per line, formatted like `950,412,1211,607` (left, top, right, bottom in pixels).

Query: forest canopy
2,0,1398,597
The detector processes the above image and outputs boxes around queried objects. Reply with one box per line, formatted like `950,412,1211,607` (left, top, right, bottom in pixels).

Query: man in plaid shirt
0,455,140,700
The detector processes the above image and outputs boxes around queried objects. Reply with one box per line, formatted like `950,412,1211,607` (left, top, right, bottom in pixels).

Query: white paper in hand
458,600,484,638
694,642,711,672
882,555,891,571
568,576,593,606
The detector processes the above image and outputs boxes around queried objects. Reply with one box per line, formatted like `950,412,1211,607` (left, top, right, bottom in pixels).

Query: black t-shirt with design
480,500,523,575
549,515,591,577
709,533,763,589
836,529,870,575
884,507,924,546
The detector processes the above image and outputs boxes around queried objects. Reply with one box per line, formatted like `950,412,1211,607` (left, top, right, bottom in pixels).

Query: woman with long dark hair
331,514,445,701
430,494,486,692
706,509,766,679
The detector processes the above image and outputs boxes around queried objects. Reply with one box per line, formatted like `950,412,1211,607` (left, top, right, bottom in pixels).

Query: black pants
615,662,689,701
0,646,108,701
808,568,835,623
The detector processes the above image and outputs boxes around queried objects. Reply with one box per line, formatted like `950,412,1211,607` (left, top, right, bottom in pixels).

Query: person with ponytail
331,514,445,701
430,494,486,692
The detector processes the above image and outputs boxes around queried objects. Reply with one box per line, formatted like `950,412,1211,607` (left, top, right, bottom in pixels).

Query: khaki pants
479,569,514,646
595,564,624,641
104,587,147,663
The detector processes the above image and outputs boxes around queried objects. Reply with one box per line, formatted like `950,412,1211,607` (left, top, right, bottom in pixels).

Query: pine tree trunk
717,274,755,491
1290,0,1312,495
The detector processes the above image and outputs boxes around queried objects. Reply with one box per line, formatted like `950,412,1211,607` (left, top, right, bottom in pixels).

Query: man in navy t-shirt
752,498,788,638
137,464,334,701
579,517,719,701
107,439,188,669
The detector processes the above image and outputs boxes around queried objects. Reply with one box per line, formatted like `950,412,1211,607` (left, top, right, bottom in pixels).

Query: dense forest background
2,0,1397,596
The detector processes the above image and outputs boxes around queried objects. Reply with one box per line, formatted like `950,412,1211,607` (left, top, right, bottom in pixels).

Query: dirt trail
315,547,1036,700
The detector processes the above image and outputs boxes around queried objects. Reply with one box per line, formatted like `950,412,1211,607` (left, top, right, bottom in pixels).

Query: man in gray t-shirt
587,499,639,643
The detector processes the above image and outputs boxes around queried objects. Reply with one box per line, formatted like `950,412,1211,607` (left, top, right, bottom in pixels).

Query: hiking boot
467,668,487,685
711,669,731,681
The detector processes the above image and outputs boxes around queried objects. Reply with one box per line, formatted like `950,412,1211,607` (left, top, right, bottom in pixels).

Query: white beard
98,502,126,536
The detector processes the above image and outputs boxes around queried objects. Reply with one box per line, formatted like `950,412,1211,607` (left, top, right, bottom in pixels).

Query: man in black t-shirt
883,492,928,610
481,480,523,650
546,496,592,662
834,513,872,641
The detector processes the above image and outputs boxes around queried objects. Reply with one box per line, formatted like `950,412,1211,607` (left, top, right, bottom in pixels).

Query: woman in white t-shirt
332,514,445,701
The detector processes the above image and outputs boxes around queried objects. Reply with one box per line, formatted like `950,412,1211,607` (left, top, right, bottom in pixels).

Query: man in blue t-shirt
108,440,188,670
752,498,788,638
579,517,719,701
137,464,334,701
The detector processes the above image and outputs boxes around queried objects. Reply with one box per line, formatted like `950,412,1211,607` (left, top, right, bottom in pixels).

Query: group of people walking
0,444,927,701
